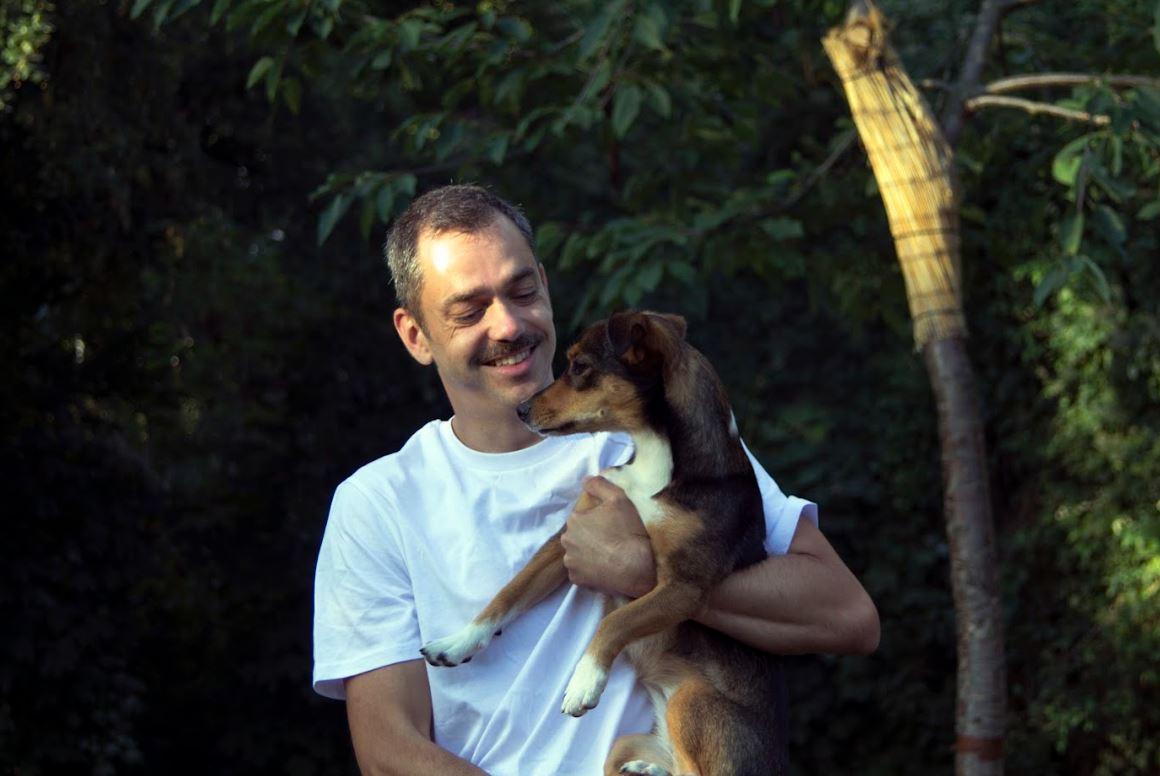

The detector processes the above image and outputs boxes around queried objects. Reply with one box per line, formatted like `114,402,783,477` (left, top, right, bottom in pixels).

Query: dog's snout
516,400,532,423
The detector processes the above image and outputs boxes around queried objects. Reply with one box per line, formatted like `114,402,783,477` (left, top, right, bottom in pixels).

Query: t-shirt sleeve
741,440,819,556
312,479,420,700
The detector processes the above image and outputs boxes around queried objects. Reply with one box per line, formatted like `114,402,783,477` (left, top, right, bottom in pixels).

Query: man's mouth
483,346,533,368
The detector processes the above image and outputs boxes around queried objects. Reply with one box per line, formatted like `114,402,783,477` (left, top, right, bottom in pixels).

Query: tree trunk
923,337,1006,775
822,4,1007,773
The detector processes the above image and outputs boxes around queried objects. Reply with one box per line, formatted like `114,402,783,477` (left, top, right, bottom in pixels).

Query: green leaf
1109,135,1123,176
265,57,283,103
761,217,804,241
1060,211,1084,256
1137,200,1160,220
1093,205,1127,246
130,0,154,20
599,264,629,307
1155,1,1160,54
246,56,275,90
560,233,585,270
637,260,663,292
611,84,642,138
1052,136,1089,186
210,0,231,25
494,71,523,108
668,260,696,285
485,135,508,165
536,222,565,258
729,0,743,24
252,3,282,36
371,50,392,70
399,19,423,51
376,185,395,223
281,77,301,114
633,14,666,51
1078,256,1111,302
317,193,353,246
395,173,417,197
643,80,672,118
359,198,376,240
287,7,309,36
1034,263,1070,308
1088,162,1136,202
578,0,624,61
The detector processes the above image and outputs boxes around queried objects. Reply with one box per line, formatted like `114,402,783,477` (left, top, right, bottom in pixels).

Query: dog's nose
516,401,532,423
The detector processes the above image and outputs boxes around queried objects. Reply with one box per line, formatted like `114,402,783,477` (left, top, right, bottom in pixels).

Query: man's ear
393,307,434,366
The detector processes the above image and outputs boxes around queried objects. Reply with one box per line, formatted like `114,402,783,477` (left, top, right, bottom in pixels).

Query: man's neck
450,412,543,454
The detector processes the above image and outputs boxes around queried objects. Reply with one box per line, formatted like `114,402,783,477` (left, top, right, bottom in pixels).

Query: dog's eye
569,360,590,378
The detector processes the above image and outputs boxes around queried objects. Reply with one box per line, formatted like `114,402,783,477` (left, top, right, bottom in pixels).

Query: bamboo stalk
822,2,965,349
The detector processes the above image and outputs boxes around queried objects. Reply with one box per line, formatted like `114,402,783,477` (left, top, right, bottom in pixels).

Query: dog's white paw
620,761,671,776
420,620,499,667
561,653,608,717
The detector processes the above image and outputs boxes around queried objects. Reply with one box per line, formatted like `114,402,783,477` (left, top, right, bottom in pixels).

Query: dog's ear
650,312,687,342
606,311,648,363
607,310,687,370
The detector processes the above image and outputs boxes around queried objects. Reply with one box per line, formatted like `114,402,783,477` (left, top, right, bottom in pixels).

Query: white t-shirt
313,419,816,776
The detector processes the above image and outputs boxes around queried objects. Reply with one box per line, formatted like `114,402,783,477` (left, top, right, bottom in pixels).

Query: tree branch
964,94,1111,126
983,72,1160,94
782,129,858,208
942,0,1042,147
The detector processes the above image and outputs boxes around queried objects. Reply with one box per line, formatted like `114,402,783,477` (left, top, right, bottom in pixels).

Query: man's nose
487,300,522,340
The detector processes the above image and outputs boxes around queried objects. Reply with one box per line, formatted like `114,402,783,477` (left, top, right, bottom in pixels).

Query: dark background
2,1,1157,773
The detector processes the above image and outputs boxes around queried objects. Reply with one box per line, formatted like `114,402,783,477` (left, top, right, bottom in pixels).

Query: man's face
394,215,556,421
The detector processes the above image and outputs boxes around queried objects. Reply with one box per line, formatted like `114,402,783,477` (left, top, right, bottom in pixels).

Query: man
313,184,879,775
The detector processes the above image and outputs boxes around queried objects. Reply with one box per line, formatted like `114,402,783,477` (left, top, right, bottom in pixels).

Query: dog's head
518,310,687,436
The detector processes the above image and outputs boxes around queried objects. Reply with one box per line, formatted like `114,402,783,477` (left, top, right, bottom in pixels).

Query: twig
782,129,858,208
964,94,1111,125
984,72,1159,94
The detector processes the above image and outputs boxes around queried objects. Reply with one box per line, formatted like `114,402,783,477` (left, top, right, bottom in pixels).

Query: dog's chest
602,431,673,526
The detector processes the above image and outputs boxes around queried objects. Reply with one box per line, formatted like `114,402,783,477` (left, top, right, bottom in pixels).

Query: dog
420,310,787,776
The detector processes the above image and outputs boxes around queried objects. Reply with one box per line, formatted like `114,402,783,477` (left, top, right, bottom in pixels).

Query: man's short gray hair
384,184,536,321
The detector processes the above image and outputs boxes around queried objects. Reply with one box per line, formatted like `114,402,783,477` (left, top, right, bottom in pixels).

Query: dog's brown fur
422,311,787,776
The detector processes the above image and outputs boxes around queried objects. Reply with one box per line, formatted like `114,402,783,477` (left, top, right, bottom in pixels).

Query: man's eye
513,288,538,302
453,309,483,324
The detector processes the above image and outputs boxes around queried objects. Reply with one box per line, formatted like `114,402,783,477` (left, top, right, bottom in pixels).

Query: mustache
475,333,544,365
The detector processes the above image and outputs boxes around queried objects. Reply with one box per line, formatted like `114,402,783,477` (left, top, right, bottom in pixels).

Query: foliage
0,0,53,109
3,0,1158,773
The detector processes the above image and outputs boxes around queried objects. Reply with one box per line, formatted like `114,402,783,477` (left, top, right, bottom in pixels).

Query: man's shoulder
339,419,448,501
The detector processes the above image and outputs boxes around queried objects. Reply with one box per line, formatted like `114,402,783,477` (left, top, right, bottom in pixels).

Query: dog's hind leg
605,733,674,776
421,530,567,667
666,677,785,776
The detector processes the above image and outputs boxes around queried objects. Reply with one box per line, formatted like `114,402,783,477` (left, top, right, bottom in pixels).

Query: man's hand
561,476,656,598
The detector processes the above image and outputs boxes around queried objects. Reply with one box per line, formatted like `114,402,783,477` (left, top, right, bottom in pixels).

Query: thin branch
782,129,858,208
984,72,1160,94
964,94,1111,125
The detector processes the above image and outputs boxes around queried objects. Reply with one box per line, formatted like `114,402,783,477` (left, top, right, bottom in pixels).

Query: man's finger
580,475,626,503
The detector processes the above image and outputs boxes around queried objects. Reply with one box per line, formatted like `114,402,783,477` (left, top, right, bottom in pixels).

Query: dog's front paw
561,654,608,717
420,620,497,667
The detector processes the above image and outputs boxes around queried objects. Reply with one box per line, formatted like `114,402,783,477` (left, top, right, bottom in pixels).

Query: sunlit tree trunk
822,4,1006,773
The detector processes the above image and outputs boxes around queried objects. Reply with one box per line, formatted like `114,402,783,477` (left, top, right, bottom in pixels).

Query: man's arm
345,660,487,776
561,476,879,656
